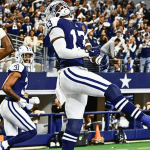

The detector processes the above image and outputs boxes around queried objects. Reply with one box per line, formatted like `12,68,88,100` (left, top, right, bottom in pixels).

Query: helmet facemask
45,0,71,20
15,46,34,71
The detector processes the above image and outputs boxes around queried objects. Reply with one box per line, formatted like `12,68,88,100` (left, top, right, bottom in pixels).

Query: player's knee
104,84,122,101
29,129,37,137
66,119,83,136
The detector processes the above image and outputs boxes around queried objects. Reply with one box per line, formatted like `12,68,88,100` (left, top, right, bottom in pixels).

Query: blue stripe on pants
64,70,106,92
8,101,30,131
11,102,34,129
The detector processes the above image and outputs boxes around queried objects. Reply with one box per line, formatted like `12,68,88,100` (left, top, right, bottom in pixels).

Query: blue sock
62,119,83,150
7,129,37,146
105,84,144,120
6,136,14,140
141,115,150,130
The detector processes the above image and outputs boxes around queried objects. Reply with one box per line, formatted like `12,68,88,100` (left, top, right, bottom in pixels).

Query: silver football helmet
15,45,34,67
45,0,71,20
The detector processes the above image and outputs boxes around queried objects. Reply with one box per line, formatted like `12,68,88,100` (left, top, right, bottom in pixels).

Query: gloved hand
95,54,109,71
19,97,40,108
29,97,40,104
86,46,100,57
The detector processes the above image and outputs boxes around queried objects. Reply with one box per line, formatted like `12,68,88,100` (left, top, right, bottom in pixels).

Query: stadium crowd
1,0,150,73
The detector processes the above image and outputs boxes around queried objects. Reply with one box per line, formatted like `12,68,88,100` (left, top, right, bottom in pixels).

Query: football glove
19,97,40,108
86,46,100,58
95,54,109,71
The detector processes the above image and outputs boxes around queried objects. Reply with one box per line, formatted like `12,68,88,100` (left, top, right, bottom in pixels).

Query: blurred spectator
22,0,29,9
5,14,21,36
36,33,43,63
84,114,94,131
35,24,43,37
139,39,150,72
124,37,137,73
144,9,150,26
115,113,129,130
21,6,29,18
98,30,108,47
21,16,33,36
110,30,127,56
126,56,132,73
31,104,45,126
52,98,65,133
4,3,11,14
87,28,98,47
23,29,38,53
43,33,56,73
39,6,46,21
114,56,121,72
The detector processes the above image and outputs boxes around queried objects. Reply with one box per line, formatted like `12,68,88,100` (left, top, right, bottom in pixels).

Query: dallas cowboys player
45,1,150,150
0,46,40,150
0,28,14,60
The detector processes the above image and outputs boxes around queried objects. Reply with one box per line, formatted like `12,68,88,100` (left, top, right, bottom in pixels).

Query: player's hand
95,54,109,71
19,97,28,108
86,46,100,58
29,97,40,104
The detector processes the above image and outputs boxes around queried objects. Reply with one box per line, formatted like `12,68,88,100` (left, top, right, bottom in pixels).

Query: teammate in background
45,1,150,150
0,28,15,60
0,46,40,150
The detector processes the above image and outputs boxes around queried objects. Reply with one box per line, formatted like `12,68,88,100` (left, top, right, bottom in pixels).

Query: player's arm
51,30,95,59
50,27,89,59
84,34,92,50
0,29,15,60
2,72,21,101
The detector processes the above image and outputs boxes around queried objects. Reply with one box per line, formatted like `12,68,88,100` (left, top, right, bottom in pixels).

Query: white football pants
57,67,111,119
0,100,36,136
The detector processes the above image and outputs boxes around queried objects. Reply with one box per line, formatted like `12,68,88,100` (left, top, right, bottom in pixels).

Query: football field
29,142,150,150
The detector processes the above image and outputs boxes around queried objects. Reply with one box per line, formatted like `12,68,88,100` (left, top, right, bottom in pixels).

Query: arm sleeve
53,38,89,59
110,42,115,58
0,28,6,40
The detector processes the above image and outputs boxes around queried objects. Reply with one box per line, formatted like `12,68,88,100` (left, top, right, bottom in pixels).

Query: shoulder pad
46,17,60,32
9,63,25,73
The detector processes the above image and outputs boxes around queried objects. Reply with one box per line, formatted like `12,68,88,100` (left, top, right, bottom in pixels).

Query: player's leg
62,94,88,150
0,100,36,149
60,67,150,129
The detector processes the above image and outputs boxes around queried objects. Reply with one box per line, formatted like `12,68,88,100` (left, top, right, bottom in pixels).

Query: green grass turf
30,142,150,150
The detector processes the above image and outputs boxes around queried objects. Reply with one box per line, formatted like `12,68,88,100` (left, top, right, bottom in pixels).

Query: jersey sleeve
9,63,25,73
46,17,65,42
0,28,6,40
46,17,60,32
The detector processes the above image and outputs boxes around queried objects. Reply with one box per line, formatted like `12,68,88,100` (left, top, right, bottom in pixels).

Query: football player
0,28,14,60
0,46,40,150
45,1,150,150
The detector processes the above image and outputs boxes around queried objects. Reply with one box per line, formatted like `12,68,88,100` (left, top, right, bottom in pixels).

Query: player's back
5,63,28,101
47,17,87,69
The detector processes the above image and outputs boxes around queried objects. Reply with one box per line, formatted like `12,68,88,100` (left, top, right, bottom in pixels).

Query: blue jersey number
14,64,19,71
70,29,84,49
46,20,52,29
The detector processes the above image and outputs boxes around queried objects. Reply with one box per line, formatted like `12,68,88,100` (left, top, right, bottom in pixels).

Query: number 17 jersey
46,17,88,69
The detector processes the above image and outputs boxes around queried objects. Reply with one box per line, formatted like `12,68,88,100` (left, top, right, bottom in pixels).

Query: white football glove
19,97,40,108
29,97,40,104
19,98,28,108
